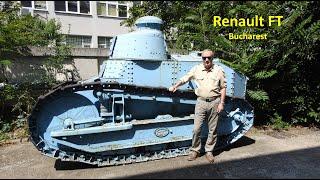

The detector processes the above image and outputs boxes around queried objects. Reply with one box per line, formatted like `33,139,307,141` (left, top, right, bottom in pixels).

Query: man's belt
197,96,219,102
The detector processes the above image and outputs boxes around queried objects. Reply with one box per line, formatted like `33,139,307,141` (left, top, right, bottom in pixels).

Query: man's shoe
205,152,215,163
187,151,199,161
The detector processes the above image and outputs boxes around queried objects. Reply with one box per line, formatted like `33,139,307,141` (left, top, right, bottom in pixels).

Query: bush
0,83,51,142
270,113,291,131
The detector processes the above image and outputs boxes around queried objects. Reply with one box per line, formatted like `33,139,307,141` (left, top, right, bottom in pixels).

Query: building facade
20,1,140,48
4,1,141,83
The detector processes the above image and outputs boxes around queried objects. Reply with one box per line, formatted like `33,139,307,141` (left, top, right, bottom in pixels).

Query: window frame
54,1,91,15
97,1,129,18
98,36,113,48
65,35,92,48
20,1,48,11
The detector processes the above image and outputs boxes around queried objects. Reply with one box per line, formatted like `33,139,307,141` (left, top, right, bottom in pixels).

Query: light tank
28,16,254,166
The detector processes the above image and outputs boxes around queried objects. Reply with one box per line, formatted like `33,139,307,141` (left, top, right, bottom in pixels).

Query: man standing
168,49,226,163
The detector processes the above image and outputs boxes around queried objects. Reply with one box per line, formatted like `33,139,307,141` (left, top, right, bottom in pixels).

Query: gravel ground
0,126,319,179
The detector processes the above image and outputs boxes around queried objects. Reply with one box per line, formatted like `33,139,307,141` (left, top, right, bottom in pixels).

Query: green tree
0,2,71,83
0,2,71,137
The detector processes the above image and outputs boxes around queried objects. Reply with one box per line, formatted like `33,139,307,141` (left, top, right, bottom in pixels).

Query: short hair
202,49,215,57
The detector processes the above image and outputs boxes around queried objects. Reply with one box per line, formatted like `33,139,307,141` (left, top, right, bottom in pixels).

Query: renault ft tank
28,16,254,166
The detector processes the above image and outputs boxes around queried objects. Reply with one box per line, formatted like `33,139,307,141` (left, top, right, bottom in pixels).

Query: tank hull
28,81,253,166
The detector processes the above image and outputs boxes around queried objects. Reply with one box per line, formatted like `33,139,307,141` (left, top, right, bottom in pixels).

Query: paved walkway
0,127,319,179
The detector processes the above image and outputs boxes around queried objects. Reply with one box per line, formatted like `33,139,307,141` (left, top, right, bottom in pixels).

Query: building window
66,35,92,48
54,1,66,11
97,1,129,18
20,1,47,10
132,1,142,6
98,36,112,48
54,1,91,14
68,1,77,12
80,1,90,14
21,1,32,7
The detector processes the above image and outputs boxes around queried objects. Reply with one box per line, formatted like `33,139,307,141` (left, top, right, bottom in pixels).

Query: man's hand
217,103,224,113
168,86,178,93
169,81,183,93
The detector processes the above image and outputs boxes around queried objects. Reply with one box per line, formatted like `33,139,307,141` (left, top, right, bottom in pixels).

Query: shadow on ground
54,136,255,171
53,137,320,178
120,146,320,179
54,159,97,170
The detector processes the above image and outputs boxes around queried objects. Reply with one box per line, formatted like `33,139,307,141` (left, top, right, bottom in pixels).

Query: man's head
201,49,214,70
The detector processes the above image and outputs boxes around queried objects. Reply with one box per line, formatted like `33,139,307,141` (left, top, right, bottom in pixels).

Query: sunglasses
202,56,213,61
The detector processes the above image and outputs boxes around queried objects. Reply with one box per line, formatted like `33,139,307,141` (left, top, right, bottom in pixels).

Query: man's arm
220,87,226,104
169,66,196,92
217,68,227,113
169,80,184,93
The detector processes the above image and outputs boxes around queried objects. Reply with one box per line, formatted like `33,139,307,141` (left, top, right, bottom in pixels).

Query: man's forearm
173,80,184,88
220,88,226,104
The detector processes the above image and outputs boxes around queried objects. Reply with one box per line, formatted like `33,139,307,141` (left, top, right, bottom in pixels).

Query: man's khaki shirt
179,63,227,98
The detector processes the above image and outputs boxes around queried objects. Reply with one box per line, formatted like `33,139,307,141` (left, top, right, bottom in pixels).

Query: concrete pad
0,127,319,178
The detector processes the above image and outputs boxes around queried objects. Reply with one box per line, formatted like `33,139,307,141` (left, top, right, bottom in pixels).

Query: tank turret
109,16,167,60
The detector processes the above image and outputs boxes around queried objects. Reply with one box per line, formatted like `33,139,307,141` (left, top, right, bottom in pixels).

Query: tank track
28,81,253,166
43,145,191,167
28,80,197,166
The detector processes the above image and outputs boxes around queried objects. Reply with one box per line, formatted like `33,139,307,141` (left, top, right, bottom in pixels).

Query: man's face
202,51,213,70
